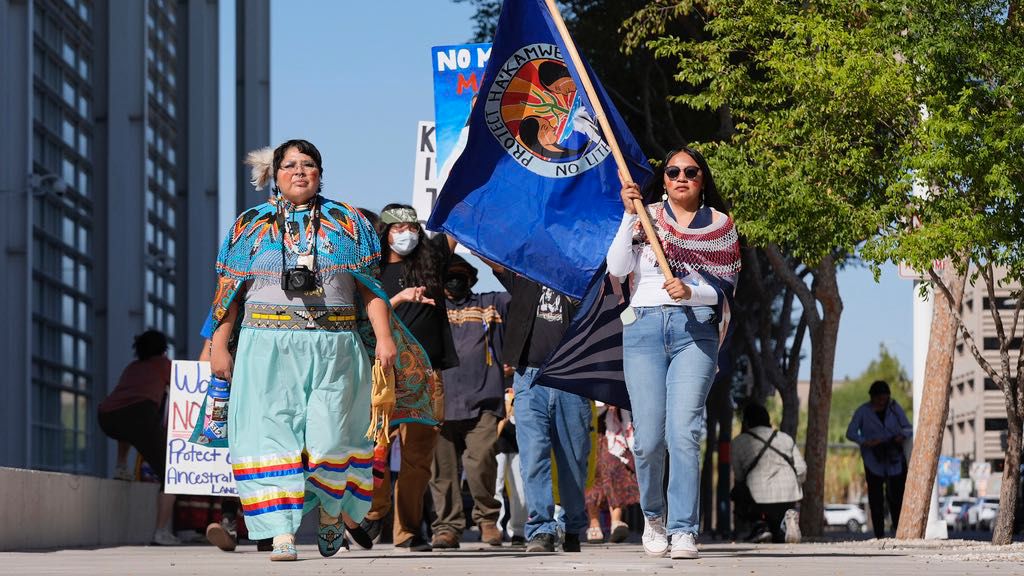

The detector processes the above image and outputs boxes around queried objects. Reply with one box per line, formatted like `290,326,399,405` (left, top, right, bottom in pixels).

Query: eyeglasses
665,165,701,181
278,161,318,173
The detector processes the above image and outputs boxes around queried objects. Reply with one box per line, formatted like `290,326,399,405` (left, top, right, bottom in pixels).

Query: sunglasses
665,165,701,181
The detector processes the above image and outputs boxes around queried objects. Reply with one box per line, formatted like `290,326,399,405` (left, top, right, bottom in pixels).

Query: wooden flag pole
542,0,674,282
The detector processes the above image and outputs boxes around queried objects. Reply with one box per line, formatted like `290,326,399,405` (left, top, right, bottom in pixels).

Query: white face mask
390,230,420,256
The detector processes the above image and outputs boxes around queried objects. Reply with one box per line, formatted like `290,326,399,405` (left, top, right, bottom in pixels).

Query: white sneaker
152,528,181,546
642,516,669,556
669,532,698,559
783,509,802,544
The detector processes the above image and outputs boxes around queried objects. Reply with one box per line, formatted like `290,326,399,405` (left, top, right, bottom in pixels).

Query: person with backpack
731,403,807,543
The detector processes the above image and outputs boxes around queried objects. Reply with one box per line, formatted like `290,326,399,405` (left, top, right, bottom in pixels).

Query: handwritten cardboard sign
164,361,236,496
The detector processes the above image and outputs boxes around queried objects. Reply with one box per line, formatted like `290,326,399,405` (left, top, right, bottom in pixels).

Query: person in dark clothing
97,330,178,545
846,380,913,538
486,263,592,553
356,204,459,552
428,255,510,548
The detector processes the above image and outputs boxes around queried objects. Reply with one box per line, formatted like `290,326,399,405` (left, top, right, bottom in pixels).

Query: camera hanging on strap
278,196,322,293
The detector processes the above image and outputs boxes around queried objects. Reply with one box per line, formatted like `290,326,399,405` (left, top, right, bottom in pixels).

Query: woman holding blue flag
606,146,740,560
204,140,436,562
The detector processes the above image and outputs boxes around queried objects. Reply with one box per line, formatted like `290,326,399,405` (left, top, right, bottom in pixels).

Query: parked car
940,496,976,529
967,497,1000,531
824,503,868,533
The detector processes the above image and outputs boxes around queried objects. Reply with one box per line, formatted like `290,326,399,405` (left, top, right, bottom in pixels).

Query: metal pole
25,1,35,470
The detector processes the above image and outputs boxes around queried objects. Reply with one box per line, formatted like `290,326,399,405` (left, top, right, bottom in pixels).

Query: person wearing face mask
427,255,511,549
353,203,459,552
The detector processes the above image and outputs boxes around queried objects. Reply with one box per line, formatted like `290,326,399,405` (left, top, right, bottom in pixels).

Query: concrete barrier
0,467,158,550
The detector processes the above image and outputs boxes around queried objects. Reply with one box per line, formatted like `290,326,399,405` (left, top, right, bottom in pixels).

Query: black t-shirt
378,235,459,370
526,286,567,367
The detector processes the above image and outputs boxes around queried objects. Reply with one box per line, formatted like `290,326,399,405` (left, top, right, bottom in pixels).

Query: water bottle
205,376,231,441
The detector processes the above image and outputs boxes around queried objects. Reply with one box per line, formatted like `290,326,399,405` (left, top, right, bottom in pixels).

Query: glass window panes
62,159,75,184
61,333,74,366
78,301,86,331
62,294,74,326
77,339,87,370
77,170,88,196
62,120,75,147
62,41,75,66
62,216,75,245
62,80,75,106
62,255,74,286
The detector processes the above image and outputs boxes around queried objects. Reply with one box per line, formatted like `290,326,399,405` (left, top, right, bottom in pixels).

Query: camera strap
277,195,322,276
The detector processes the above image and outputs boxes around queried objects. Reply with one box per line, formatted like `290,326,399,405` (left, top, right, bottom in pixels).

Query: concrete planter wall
0,467,158,551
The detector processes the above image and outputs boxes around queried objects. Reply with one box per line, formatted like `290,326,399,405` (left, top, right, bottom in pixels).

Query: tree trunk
711,379,734,536
700,402,717,533
896,269,967,539
780,373,800,438
798,261,842,538
993,407,1021,544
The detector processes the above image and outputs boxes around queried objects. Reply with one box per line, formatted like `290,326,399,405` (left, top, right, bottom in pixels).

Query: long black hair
377,203,444,299
642,145,731,215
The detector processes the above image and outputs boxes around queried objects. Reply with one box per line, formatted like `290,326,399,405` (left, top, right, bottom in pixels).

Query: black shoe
394,535,432,552
562,533,581,552
509,535,526,547
256,538,274,552
346,522,376,550
525,532,556,553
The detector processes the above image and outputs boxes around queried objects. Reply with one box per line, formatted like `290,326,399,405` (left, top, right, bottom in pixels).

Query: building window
983,297,1018,310
30,0,95,474
984,418,1008,432
984,337,1023,351
984,378,1000,391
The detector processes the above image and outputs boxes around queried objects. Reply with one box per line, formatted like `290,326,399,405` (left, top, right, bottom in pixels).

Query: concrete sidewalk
4,539,1024,576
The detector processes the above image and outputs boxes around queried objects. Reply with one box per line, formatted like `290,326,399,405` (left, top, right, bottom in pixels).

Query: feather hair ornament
245,146,275,191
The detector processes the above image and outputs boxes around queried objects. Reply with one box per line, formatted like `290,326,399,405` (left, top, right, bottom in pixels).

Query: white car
966,498,1000,530
940,497,976,529
824,504,868,533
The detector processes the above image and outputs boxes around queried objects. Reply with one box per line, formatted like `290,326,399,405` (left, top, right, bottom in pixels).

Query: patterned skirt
585,446,640,515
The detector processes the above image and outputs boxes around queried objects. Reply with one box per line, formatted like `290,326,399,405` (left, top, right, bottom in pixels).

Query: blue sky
217,1,914,383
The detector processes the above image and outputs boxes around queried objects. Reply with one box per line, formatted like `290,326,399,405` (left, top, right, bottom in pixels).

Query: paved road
4,539,1024,576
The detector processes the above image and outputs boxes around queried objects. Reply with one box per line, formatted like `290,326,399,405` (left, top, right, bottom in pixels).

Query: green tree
624,0,918,536
862,0,1024,544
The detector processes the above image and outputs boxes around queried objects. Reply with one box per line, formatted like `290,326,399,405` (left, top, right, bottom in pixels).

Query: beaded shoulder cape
192,197,438,449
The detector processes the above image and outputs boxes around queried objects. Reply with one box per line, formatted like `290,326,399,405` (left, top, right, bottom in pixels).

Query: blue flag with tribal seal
426,0,652,300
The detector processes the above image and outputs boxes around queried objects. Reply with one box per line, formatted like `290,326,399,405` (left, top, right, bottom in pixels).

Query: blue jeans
623,305,719,535
513,367,592,540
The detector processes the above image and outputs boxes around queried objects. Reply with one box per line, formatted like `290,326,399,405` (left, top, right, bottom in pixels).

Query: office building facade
945,267,1023,485
0,0,269,476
